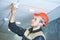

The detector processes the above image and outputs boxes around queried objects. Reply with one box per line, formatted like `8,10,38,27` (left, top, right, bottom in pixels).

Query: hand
11,3,16,15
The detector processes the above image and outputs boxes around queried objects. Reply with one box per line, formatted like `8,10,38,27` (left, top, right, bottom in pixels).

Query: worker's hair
39,18,45,26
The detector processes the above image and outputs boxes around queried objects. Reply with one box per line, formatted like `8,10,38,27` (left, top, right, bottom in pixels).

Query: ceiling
0,0,60,27
0,0,60,40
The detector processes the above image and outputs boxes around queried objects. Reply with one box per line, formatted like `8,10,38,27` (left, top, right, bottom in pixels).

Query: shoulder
33,36,45,40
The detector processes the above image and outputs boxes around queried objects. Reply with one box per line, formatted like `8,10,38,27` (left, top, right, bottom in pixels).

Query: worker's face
31,16,43,28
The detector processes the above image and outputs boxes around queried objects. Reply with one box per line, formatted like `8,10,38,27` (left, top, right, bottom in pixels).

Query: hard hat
34,12,49,26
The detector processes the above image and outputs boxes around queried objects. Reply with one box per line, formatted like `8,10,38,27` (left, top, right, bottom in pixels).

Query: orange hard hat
34,12,49,26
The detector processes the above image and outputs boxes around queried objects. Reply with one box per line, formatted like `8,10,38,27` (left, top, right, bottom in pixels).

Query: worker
8,3,49,40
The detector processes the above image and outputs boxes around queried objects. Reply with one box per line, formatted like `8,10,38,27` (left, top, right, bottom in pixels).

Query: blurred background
0,0,60,40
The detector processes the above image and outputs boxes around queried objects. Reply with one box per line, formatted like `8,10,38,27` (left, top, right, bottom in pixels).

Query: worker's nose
32,19,35,23
32,19,34,22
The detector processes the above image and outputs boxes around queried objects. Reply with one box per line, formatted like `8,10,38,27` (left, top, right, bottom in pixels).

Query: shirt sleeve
33,36,45,40
8,22,26,37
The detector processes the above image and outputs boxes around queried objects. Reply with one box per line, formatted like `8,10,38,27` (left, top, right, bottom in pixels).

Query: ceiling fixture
16,22,21,24
29,8,35,12
4,18,9,21
8,29,11,31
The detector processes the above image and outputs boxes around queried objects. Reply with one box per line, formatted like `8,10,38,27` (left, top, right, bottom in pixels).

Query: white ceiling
0,0,60,40
0,0,60,27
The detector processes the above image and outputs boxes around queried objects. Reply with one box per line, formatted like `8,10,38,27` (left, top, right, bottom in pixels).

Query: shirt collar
29,27,42,33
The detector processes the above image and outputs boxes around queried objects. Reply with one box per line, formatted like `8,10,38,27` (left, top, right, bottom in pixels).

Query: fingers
11,3,16,14
11,3,16,10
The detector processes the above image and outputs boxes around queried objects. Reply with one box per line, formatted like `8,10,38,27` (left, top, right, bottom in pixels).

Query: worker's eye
34,18,37,20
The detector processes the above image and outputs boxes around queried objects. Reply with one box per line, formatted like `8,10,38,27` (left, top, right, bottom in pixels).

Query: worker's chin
31,25,36,28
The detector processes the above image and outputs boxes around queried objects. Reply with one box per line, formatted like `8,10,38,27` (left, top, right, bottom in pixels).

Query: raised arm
8,3,26,37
